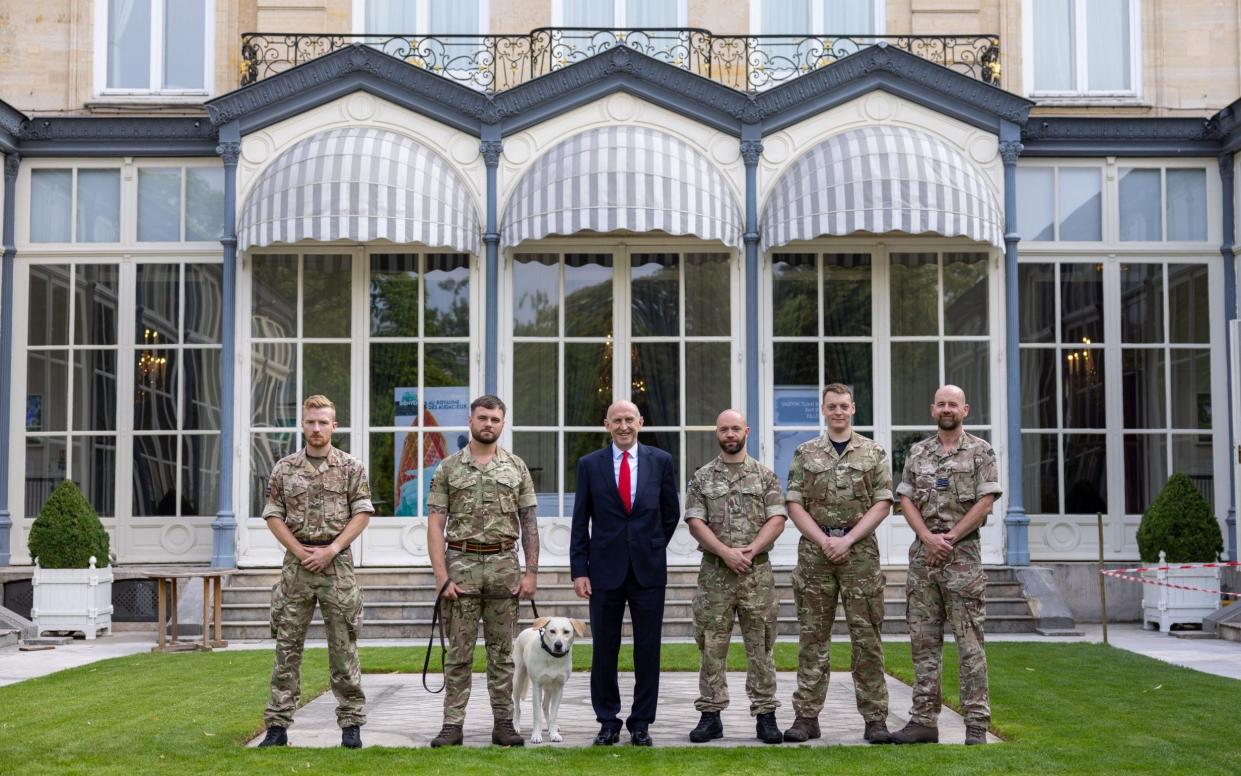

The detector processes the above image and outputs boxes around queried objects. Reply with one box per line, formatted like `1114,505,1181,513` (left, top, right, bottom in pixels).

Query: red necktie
619,451,632,512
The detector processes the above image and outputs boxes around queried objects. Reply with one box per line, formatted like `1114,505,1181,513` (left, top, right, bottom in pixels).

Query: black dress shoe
341,725,362,749
630,728,653,747
258,726,288,747
593,725,621,746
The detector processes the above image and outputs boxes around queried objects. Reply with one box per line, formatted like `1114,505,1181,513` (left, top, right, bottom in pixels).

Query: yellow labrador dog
512,616,587,743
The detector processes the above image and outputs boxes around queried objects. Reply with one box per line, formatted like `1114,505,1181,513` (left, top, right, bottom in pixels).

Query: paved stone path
246,670,999,748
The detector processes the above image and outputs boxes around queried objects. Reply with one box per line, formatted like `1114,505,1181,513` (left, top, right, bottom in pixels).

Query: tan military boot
965,725,988,745
890,721,939,744
782,716,821,742
430,723,463,748
492,719,525,746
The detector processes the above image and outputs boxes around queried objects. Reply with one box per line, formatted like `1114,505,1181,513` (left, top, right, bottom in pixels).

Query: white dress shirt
611,443,639,507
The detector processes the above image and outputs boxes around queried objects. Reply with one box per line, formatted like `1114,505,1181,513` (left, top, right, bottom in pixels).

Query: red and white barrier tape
1107,560,1241,575
1099,566,1241,598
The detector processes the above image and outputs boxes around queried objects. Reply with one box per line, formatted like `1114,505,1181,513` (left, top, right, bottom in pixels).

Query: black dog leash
422,580,541,693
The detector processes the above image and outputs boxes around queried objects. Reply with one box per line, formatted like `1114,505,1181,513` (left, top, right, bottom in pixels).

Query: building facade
0,0,1238,571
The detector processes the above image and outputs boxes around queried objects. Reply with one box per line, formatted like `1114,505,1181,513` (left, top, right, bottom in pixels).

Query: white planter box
1141,552,1220,633
31,557,113,640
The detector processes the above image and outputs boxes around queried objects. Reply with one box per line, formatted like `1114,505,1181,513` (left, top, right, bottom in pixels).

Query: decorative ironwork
240,28,1001,92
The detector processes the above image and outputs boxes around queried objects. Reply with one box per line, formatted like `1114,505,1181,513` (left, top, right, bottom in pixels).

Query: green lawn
2,642,1237,775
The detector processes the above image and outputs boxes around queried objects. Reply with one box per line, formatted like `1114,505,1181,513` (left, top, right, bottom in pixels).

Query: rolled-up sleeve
348,463,376,515
975,446,1003,499
895,451,917,499
261,465,286,520
684,476,706,522
785,451,807,506
871,447,894,504
764,469,788,518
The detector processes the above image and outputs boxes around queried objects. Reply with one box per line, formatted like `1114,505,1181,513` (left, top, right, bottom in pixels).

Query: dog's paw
529,731,543,744
549,730,563,743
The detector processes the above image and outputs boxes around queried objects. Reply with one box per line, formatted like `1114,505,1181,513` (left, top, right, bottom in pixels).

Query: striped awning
501,126,742,249
761,125,1003,253
239,127,480,254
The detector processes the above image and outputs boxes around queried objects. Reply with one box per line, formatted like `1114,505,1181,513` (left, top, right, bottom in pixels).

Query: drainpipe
999,123,1028,566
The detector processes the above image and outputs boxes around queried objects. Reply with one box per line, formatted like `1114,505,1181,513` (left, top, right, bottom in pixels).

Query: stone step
221,611,1039,641
223,579,1023,605
221,566,1038,640
221,596,1034,623
1219,622,1241,643
0,629,17,648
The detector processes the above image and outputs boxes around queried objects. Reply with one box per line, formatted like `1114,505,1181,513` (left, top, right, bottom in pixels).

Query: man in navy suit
570,400,680,747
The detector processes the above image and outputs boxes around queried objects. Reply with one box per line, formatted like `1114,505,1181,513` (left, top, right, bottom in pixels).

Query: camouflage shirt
786,432,894,529
895,431,1002,532
684,455,786,549
426,445,537,543
262,446,375,543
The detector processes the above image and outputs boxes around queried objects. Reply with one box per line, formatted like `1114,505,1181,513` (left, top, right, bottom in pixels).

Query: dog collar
538,628,569,659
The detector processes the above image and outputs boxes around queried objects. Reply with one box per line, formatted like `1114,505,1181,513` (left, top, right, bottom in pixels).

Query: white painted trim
353,0,491,34
92,0,215,98
1022,0,1142,100
551,0,689,27
749,0,886,34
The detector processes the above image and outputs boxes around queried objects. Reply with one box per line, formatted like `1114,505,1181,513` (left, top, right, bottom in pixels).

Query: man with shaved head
571,400,680,746
890,385,1001,747
684,410,787,744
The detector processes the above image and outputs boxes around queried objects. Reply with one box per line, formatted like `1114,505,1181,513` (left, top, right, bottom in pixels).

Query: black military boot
341,725,362,748
890,721,939,744
430,723,463,748
965,725,988,745
755,712,782,744
782,716,820,742
689,711,723,743
258,726,288,747
492,718,525,746
864,719,892,744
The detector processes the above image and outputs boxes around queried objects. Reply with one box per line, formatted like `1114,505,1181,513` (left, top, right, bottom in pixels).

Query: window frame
748,0,886,34
353,0,491,34
550,0,689,27
1016,158,1217,248
1022,0,1143,101
92,0,216,99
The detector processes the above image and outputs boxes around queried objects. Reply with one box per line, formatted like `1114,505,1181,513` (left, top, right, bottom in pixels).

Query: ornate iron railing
239,28,1001,92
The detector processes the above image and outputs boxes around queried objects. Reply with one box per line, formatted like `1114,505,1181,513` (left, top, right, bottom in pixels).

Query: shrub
1136,473,1223,563
27,481,111,569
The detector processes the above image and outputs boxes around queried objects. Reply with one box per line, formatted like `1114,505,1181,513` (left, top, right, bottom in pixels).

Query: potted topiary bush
1136,472,1224,632
29,480,114,639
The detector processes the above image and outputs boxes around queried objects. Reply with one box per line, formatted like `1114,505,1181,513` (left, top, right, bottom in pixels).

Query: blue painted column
0,153,19,565
1219,153,1237,561
741,126,763,458
999,127,1029,566
211,127,240,569
481,125,502,395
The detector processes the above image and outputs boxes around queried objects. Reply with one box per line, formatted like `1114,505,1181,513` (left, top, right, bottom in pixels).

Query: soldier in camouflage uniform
684,409,787,745
259,395,374,750
890,385,1001,747
784,383,895,745
427,395,540,748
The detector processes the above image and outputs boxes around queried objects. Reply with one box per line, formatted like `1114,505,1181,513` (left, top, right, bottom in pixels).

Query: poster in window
394,387,470,516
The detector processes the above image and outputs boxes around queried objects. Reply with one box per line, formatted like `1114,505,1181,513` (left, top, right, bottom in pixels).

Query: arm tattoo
518,505,540,574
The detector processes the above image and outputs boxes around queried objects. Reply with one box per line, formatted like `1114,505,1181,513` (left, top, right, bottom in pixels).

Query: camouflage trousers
441,549,521,725
791,534,888,721
692,557,779,715
906,538,990,728
264,551,365,729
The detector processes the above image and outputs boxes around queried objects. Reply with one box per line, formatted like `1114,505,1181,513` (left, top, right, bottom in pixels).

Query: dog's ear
570,618,588,637
532,616,550,630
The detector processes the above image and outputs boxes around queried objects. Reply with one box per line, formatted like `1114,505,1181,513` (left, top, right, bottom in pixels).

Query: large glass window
1119,167,1208,242
25,265,120,518
101,0,211,95
757,0,879,33
132,263,224,518
247,251,473,520
1019,259,1214,520
30,168,122,244
137,166,225,242
557,0,683,26
509,250,734,517
364,0,482,33
1030,0,1136,96
769,249,992,489
1016,165,1102,242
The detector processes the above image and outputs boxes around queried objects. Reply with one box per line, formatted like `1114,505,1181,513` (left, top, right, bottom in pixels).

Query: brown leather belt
446,539,515,555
